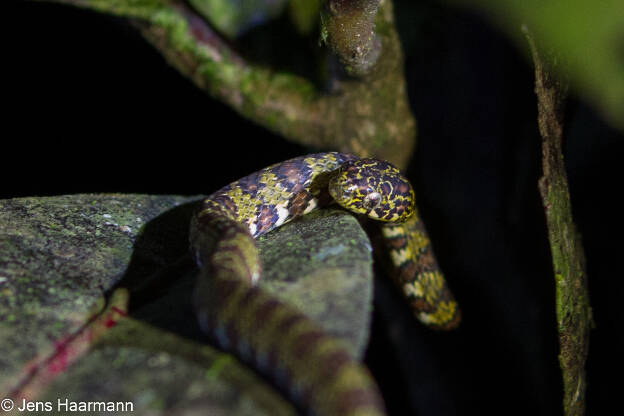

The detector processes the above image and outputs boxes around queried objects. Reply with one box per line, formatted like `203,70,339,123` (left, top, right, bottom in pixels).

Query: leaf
187,0,289,38
446,0,624,131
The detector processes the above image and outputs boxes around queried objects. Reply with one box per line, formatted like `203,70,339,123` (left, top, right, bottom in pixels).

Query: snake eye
363,192,381,209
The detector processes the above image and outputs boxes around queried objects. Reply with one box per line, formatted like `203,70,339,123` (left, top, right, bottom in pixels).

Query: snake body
190,152,459,415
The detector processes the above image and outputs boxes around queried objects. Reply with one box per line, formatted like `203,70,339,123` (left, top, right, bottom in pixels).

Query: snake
189,152,460,415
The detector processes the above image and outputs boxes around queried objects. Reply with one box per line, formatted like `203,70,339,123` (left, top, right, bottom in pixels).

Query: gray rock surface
1,194,375,415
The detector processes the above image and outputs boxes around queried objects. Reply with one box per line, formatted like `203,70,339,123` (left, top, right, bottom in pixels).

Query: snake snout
328,158,416,222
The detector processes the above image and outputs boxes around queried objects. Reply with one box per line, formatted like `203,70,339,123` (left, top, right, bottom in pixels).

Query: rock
1,195,375,414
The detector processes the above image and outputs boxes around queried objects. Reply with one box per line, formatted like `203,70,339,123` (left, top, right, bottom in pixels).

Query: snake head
328,158,415,222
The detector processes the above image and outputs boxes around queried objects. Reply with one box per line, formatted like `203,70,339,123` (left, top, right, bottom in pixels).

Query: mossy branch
522,25,592,416
36,0,415,169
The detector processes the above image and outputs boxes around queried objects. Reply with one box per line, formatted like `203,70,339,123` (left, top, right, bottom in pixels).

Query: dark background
4,1,623,415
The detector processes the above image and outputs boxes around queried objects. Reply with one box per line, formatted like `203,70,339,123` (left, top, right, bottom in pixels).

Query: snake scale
190,152,459,415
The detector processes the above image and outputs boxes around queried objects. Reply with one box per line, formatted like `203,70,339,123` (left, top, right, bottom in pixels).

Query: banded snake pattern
190,152,460,415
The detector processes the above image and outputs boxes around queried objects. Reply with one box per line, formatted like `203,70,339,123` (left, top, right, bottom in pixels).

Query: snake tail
380,212,461,330
191,211,386,416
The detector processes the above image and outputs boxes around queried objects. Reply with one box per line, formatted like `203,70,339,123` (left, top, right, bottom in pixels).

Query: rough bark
523,25,592,416
320,0,381,76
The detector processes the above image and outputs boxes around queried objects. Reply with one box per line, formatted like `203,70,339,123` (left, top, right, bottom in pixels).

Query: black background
4,1,623,415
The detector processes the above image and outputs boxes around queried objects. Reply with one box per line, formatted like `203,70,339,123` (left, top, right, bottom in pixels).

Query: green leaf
188,0,289,38
446,0,624,131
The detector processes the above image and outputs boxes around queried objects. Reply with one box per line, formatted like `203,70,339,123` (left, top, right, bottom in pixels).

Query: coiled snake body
190,152,459,415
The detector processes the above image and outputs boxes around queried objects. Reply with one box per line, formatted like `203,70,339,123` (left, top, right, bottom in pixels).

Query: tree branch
522,25,592,416
36,0,415,168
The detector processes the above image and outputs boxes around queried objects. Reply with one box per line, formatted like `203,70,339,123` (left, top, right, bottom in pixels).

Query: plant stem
523,25,592,416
